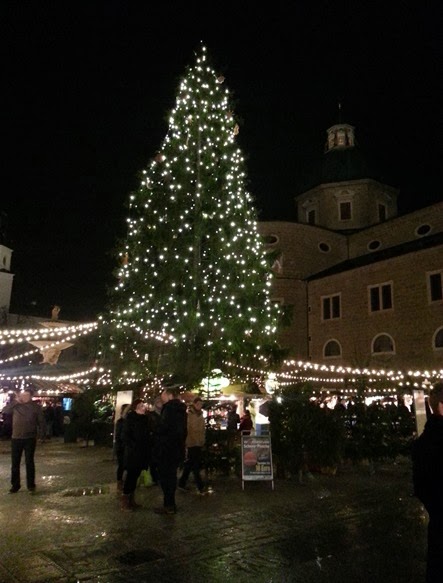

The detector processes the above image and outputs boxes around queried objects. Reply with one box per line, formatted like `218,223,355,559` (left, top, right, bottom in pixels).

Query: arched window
433,327,443,350
372,333,395,354
324,339,342,358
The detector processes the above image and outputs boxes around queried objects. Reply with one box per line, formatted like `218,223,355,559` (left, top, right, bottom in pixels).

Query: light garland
0,327,96,365
0,322,97,344
226,359,442,389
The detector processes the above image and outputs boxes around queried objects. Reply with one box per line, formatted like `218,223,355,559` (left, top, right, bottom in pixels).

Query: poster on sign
241,434,274,490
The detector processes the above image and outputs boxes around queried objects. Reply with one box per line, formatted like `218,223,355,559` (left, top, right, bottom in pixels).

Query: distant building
0,242,13,325
259,122,443,370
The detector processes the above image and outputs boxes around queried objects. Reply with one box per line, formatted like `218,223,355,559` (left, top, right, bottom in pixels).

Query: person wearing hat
178,396,207,494
412,381,443,583
2,389,45,493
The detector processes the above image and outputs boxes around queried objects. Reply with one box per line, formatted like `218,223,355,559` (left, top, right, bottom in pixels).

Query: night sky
2,2,442,321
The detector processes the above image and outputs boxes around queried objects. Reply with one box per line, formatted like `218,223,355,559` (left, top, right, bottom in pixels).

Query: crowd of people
114,389,211,514
3,381,442,581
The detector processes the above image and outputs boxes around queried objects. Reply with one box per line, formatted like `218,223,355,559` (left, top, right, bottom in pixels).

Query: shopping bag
137,469,153,488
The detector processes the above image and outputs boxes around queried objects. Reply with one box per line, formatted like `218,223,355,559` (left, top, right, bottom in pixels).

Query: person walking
121,399,153,510
412,381,443,583
178,396,207,494
114,403,130,493
153,388,187,515
2,389,45,493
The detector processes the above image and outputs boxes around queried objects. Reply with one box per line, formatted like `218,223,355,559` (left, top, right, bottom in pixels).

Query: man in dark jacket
411,382,443,583
154,388,187,515
3,389,45,493
114,403,130,492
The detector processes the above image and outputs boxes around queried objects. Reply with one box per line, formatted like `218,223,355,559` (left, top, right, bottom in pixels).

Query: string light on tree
104,43,281,386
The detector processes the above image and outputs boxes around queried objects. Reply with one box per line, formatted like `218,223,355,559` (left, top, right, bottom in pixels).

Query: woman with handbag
121,399,153,510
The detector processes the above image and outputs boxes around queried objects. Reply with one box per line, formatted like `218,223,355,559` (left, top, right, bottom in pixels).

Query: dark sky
2,2,442,321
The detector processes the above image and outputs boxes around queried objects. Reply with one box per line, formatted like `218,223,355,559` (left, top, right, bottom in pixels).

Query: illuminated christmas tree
105,44,281,386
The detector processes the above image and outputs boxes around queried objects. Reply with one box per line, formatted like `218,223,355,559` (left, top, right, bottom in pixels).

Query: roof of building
295,121,394,195
308,231,443,280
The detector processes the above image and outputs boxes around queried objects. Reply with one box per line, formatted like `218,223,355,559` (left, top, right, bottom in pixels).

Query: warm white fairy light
226,359,442,389
0,365,102,384
108,43,280,364
0,324,98,365
0,322,97,342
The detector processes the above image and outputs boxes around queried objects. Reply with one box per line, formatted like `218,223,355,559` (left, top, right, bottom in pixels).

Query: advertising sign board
241,434,274,490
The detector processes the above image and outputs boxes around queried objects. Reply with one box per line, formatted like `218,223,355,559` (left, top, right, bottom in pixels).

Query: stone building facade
259,122,443,370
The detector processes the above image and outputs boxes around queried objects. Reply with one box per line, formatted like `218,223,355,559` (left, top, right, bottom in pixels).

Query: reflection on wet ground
0,439,427,582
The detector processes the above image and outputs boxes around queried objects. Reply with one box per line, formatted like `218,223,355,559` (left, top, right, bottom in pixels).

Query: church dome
296,121,388,194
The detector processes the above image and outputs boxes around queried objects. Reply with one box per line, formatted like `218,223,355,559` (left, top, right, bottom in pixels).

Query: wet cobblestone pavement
0,438,428,582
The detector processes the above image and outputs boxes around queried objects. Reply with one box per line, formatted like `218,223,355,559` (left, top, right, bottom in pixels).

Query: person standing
147,397,163,485
178,396,207,494
239,409,253,435
412,382,443,583
154,388,187,515
121,399,153,510
226,403,240,452
114,403,130,493
42,402,55,442
3,389,45,493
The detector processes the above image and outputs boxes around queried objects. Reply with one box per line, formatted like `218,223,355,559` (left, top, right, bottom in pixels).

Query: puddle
62,485,110,496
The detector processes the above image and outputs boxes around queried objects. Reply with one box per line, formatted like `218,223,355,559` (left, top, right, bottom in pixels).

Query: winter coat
227,410,240,432
3,400,45,439
114,417,125,456
185,405,206,448
154,399,187,465
239,414,253,434
122,411,153,470
411,415,443,516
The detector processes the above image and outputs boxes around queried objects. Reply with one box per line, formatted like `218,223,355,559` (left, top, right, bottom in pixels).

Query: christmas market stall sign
241,434,274,490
